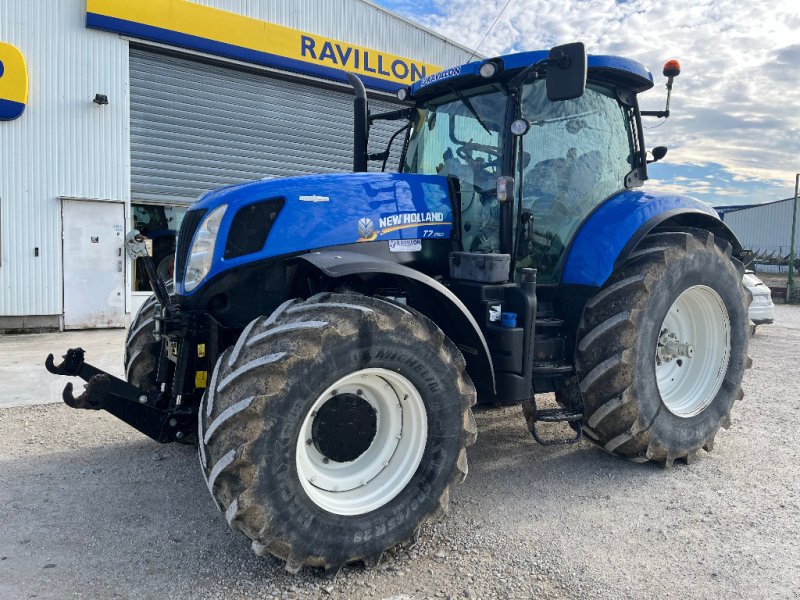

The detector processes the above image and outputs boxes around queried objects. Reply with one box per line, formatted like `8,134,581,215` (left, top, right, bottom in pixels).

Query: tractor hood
178,172,454,294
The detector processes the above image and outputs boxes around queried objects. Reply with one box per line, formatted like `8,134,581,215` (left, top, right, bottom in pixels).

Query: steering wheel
456,142,500,167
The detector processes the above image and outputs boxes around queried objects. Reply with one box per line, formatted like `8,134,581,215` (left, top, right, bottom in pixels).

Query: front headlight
184,204,227,292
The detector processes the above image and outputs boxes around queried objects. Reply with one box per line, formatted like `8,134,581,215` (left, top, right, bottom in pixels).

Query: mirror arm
508,59,547,91
369,107,416,124
507,60,546,135
640,109,670,118
369,121,412,171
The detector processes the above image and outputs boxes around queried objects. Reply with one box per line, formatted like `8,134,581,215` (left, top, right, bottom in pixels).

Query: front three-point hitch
45,348,194,443
44,232,192,443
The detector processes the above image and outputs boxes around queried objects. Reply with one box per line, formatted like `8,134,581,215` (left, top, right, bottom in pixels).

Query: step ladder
527,393,583,446
529,305,583,445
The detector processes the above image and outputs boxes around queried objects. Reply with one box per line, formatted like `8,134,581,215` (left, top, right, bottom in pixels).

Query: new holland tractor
46,43,750,573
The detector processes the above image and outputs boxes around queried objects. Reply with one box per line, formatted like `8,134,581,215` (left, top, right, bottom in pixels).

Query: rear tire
198,293,476,572
124,281,173,391
574,231,750,465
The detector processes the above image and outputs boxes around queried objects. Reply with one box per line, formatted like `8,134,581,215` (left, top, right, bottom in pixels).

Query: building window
131,203,187,291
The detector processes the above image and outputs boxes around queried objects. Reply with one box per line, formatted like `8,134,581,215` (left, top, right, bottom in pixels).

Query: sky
373,0,800,207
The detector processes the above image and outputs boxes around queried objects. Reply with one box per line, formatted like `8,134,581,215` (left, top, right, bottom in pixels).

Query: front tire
198,293,476,572
575,231,750,465
125,281,173,390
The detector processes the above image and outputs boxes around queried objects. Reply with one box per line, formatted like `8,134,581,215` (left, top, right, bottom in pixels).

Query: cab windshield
403,78,636,281
403,86,508,252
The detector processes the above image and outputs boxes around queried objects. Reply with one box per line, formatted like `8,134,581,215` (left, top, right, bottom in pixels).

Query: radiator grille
224,199,285,260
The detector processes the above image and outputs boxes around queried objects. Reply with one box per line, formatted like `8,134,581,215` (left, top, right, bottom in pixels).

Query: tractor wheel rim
296,368,428,516
656,285,731,418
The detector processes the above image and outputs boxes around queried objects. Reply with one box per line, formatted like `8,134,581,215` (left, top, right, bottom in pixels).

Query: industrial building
0,0,472,331
720,197,799,273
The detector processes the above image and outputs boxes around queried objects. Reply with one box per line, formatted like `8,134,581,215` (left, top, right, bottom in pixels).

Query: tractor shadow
453,403,698,526
467,403,669,483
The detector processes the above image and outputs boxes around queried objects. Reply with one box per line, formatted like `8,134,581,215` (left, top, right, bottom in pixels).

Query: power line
466,0,514,62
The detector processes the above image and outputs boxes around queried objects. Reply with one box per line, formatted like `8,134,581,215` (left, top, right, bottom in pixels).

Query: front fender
294,251,495,394
561,190,739,287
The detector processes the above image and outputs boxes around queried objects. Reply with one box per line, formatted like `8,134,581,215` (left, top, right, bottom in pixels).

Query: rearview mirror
546,42,587,101
648,146,668,164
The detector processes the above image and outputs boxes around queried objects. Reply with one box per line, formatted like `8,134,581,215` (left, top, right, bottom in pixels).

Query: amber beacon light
641,58,681,119
663,59,681,78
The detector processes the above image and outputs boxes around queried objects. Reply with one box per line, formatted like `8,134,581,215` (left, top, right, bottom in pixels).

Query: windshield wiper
449,85,492,135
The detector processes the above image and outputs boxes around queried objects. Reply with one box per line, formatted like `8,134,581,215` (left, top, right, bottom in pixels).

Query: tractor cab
397,44,654,282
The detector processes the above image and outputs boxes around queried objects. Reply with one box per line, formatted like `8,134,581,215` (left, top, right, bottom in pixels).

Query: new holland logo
299,194,329,203
357,218,375,241
0,41,28,121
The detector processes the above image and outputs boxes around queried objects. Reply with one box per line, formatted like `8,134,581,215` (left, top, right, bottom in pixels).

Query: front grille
175,208,207,282
224,198,285,260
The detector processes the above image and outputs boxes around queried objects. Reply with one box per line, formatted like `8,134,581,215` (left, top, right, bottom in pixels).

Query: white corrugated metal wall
0,0,130,319
725,199,798,255
0,0,474,324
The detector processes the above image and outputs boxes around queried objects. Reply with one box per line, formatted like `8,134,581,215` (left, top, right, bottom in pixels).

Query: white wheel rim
296,368,428,516
656,285,730,418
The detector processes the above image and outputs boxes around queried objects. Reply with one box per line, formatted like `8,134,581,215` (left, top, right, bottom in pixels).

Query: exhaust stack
346,73,369,172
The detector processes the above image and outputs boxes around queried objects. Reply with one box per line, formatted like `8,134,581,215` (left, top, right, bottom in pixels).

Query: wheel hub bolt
663,341,695,359
658,330,695,363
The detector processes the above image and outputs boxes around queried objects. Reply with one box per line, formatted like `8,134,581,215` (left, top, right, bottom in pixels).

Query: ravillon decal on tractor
47,43,751,573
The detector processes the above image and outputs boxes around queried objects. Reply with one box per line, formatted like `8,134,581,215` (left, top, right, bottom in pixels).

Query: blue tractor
47,43,750,573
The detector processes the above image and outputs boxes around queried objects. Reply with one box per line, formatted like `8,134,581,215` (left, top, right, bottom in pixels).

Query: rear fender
562,190,741,287
615,209,743,270
292,251,495,394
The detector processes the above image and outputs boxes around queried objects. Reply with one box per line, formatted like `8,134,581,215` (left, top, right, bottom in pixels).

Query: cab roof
408,50,654,99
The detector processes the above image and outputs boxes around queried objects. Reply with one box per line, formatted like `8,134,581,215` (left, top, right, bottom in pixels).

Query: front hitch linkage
45,348,194,443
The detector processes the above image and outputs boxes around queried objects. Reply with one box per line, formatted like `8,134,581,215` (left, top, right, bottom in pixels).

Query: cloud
376,0,800,205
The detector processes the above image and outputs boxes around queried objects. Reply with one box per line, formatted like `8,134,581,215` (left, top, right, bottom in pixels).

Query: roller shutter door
130,48,403,203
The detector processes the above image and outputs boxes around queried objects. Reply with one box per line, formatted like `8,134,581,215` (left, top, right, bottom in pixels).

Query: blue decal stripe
86,13,404,93
0,99,25,120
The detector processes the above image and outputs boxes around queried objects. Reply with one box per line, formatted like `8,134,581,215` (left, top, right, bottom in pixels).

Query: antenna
466,0,514,62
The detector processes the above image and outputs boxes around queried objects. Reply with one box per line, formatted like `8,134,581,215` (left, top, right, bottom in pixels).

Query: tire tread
575,230,750,465
199,293,476,571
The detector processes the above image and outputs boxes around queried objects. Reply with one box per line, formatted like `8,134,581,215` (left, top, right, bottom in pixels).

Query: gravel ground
1,305,798,599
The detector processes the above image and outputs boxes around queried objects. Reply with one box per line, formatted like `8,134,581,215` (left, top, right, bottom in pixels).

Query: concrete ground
0,307,798,599
0,329,124,408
